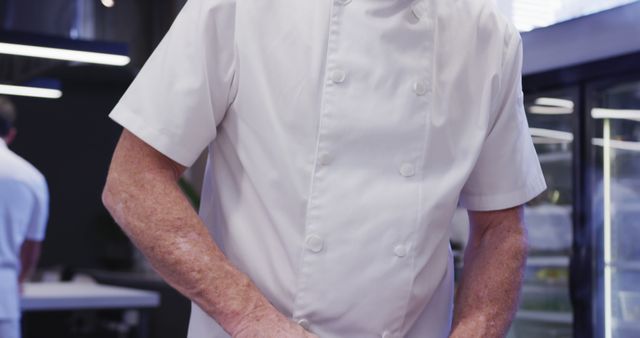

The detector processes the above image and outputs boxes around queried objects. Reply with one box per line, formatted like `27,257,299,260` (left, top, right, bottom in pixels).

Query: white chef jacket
109,0,547,336
0,138,48,320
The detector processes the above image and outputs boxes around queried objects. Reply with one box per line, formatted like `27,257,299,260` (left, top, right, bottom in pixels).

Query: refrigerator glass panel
589,78,640,338
508,88,577,337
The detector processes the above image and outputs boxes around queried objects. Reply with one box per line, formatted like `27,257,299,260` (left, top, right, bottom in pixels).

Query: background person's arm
449,206,527,338
102,130,316,338
18,240,42,286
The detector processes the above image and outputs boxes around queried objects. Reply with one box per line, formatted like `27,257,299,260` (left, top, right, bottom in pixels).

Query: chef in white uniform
103,0,546,337
0,97,49,338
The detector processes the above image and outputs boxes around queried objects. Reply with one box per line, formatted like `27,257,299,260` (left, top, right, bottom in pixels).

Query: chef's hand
231,306,319,338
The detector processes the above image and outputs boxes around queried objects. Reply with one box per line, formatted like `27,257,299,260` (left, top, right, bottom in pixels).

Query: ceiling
0,0,186,87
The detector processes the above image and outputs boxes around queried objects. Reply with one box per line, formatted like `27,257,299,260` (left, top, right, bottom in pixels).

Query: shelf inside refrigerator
608,260,640,271
509,318,572,338
524,256,570,287
520,283,572,312
516,310,573,324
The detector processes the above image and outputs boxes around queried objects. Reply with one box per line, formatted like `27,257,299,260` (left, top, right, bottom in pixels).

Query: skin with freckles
449,206,528,338
102,130,318,338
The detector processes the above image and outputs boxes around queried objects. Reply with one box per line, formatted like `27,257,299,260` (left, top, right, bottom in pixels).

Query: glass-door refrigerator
588,77,640,338
454,49,640,338
507,89,577,338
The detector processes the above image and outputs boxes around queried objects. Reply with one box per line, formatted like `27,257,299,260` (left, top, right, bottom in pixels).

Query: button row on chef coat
318,152,415,179
306,234,324,253
411,0,428,20
399,163,415,177
330,68,427,97
393,244,408,258
330,69,347,83
318,152,333,166
413,80,429,96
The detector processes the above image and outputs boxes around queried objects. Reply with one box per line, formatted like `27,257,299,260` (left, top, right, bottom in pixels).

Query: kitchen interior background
2,0,640,337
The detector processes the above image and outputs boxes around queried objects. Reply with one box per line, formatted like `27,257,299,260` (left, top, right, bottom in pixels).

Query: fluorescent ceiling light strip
528,105,573,115
0,84,62,99
534,97,575,109
101,0,115,8
593,138,640,152
592,108,640,121
0,42,130,66
529,127,574,142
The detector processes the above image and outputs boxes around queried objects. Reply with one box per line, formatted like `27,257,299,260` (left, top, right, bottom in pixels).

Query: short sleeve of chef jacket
459,27,547,211
109,0,236,167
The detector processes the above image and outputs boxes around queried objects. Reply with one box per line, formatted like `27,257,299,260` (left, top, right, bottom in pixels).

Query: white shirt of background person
0,97,49,338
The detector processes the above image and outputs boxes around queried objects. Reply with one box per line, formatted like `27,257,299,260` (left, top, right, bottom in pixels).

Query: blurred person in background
0,96,49,338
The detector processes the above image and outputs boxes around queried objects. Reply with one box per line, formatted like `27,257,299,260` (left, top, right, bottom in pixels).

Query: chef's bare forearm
449,206,527,338
102,130,280,335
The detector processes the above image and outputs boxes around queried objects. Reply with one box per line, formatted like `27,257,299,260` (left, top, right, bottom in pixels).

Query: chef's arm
449,205,527,338
102,130,315,337
18,240,42,284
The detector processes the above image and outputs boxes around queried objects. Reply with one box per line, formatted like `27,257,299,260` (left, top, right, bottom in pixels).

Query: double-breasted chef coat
109,0,547,337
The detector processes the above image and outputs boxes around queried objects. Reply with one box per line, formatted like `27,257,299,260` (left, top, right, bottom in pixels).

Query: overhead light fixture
101,0,115,8
0,42,129,66
0,84,62,99
0,31,129,66
528,105,574,115
529,127,574,142
591,108,640,122
534,97,575,109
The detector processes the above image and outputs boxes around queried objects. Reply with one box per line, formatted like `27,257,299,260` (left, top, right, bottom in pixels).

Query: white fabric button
330,69,347,83
382,331,393,338
411,0,428,20
393,245,407,257
318,152,333,166
413,81,428,96
337,0,352,5
297,318,311,330
306,234,324,253
399,163,415,177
